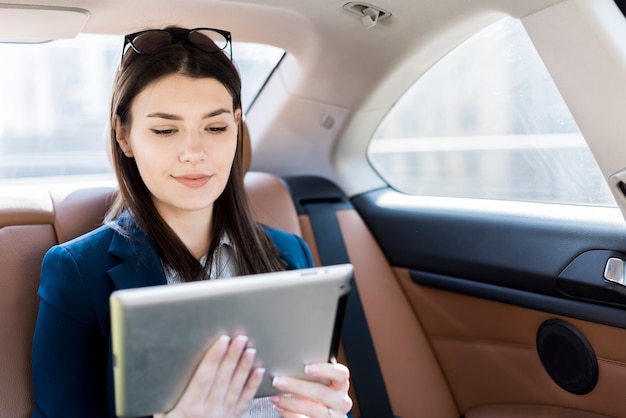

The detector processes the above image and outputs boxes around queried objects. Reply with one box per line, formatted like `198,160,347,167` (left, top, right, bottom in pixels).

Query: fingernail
272,376,288,389
244,347,256,360
269,395,280,404
305,364,320,374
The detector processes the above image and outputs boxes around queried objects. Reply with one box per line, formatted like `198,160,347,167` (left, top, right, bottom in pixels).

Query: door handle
604,257,626,286
557,250,626,307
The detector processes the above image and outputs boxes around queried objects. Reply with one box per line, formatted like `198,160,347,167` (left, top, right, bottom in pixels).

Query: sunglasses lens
130,31,174,54
189,29,229,53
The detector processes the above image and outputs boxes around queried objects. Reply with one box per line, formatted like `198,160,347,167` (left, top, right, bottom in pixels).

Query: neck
158,207,213,260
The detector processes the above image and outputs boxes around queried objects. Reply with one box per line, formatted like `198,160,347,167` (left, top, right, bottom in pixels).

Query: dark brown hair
106,26,285,281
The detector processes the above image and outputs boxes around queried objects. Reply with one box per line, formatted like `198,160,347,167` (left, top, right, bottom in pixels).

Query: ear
114,116,133,158
234,108,242,123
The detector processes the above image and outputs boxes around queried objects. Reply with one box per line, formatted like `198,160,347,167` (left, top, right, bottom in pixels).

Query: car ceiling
3,0,563,110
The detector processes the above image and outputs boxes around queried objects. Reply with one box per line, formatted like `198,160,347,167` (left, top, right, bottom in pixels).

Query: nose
178,130,207,164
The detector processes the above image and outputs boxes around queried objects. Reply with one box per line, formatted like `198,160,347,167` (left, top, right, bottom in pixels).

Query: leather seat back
0,183,116,418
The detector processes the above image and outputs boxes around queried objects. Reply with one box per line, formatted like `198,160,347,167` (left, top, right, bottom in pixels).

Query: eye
151,128,177,135
208,126,228,133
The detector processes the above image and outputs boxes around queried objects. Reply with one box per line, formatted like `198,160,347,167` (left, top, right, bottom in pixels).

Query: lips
173,174,211,188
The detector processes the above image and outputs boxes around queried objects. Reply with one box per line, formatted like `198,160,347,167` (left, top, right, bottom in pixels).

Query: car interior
2,0,626,418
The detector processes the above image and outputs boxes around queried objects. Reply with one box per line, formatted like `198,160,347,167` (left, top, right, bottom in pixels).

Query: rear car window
0,34,283,183
367,17,616,207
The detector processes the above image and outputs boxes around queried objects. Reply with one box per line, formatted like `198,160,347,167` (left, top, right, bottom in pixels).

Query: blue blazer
31,216,313,418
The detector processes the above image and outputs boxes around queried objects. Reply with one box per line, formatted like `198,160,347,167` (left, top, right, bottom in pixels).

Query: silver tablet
110,263,353,417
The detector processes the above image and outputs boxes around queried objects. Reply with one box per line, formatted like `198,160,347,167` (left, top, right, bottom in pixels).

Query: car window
367,17,616,207
0,34,283,184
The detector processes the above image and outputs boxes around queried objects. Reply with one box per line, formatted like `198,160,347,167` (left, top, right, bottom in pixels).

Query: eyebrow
146,108,232,120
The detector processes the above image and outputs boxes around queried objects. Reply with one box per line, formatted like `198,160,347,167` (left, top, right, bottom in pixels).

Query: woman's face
116,73,241,222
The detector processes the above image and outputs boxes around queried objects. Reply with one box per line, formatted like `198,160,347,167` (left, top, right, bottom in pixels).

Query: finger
272,376,326,402
233,367,266,416
305,363,350,391
206,335,250,404
271,364,348,404
272,376,330,405
272,372,352,415
177,335,230,405
271,395,351,418
269,394,328,418
223,346,257,407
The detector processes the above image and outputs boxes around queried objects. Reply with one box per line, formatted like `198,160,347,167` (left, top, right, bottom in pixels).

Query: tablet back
110,263,353,417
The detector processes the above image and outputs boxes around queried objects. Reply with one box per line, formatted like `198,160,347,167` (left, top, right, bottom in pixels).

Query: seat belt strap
303,201,396,418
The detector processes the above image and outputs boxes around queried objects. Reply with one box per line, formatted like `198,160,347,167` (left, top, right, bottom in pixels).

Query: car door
353,2,626,416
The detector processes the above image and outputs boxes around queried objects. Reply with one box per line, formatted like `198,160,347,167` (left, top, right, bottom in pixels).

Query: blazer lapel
107,222,167,291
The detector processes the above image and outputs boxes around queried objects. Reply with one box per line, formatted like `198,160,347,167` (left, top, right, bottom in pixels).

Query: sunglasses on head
122,27,232,62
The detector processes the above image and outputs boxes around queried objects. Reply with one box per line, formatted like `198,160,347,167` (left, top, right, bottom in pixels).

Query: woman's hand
155,335,265,418
269,361,352,418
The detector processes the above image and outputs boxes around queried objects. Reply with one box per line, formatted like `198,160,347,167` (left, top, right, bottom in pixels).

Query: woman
31,26,352,418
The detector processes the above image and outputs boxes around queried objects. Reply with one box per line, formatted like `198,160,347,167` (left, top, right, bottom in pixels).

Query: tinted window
368,17,615,207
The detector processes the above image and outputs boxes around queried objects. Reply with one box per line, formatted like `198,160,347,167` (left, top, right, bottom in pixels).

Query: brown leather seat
0,182,118,418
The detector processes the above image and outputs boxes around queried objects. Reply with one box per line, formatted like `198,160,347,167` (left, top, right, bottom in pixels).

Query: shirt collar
164,232,236,284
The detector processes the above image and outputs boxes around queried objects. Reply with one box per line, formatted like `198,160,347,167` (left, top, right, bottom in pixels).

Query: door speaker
536,319,598,395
